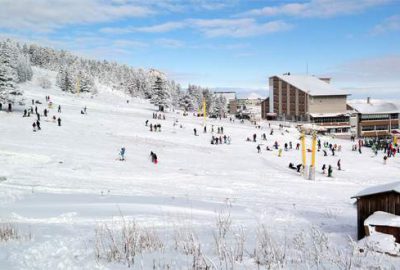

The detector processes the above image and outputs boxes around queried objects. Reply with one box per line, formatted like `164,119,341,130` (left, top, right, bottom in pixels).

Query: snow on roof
365,211,400,227
246,92,264,100
352,182,400,198
349,100,400,114
309,112,350,118
275,74,349,96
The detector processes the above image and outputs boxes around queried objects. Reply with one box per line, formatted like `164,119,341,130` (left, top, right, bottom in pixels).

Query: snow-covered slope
0,68,399,269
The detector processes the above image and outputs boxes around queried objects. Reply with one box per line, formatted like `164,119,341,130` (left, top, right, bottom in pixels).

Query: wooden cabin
352,182,400,240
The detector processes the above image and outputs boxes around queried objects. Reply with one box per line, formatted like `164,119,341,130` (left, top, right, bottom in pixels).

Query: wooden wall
356,192,400,239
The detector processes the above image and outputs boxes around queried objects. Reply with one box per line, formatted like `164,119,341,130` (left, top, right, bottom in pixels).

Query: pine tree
0,64,21,104
150,76,170,111
179,94,193,112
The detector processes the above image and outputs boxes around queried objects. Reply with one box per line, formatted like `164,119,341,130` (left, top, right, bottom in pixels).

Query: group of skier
26,97,62,132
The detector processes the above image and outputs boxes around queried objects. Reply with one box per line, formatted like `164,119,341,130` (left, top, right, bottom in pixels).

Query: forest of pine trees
0,38,227,114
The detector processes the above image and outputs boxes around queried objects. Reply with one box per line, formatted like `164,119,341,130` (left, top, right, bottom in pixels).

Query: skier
253,134,257,142
204,126,207,133
23,109,27,117
44,109,48,117
257,145,261,153
194,128,197,136
8,103,12,112
383,155,388,165
328,165,333,177
36,120,41,130
58,105,61,113
337,159,341,170
322,164,326,174
145,120,148,126
57,117,61,126
119,147,126,161
32,122,37,132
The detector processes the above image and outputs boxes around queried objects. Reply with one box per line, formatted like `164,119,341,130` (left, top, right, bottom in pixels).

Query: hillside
0,67,399,269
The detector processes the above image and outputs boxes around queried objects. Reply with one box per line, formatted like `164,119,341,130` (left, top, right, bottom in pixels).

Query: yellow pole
311,133,317,168
203,98,207,125
301,132,306,167
76,76,80,96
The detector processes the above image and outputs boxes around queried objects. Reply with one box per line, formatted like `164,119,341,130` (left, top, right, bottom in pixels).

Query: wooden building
352,182,400,240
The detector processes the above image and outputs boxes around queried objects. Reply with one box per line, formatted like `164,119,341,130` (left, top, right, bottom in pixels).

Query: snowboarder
119,147,126,161
328,165,333,177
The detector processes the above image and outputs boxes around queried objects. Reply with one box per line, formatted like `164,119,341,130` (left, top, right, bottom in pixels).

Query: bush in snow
37,76,52,89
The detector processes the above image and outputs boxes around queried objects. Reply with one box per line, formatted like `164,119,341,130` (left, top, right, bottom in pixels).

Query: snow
365,211,400,227
1,67,400,268
349,100,400,114
275,74,349,96
358,232,400,256
352,182,400,198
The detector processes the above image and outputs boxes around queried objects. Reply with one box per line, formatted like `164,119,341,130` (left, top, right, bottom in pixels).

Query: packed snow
1,69,400,269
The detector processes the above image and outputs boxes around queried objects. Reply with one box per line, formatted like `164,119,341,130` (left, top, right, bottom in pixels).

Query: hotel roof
274,74,349,96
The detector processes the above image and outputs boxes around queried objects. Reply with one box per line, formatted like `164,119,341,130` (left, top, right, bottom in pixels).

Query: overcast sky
1,0,399,98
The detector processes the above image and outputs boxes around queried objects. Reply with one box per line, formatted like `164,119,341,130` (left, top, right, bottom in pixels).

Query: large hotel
262,74,351,135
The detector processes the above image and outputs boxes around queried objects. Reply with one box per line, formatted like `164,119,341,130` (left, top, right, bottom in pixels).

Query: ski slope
1,69,400,269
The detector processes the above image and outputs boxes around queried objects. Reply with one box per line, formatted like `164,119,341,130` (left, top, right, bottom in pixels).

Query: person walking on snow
322,164,326,174
328,165,333,177
119,147,126,161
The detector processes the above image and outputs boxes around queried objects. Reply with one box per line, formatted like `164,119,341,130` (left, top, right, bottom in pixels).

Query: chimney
367,97,371,104
319,77,331,84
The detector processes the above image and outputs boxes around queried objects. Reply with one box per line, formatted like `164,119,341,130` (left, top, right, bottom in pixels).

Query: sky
0,0,399,98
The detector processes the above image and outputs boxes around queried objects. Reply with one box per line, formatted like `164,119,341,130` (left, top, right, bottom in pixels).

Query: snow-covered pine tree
179,93,193,112
56,67,74,93
0,64,21,104
0,41,23,104
150,76,170,111
213,95,227,116
77,71,95,93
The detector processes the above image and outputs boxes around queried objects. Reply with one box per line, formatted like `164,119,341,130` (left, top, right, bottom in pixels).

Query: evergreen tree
150,76,170,111
0,64,21,104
